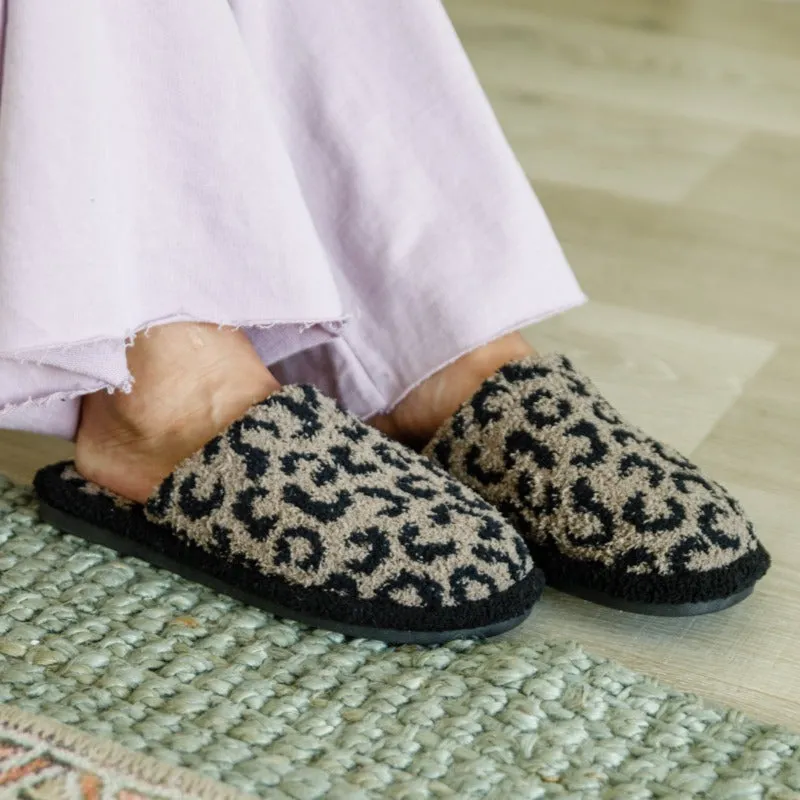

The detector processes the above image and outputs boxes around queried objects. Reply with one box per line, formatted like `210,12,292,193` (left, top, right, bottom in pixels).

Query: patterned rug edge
0,703,253,799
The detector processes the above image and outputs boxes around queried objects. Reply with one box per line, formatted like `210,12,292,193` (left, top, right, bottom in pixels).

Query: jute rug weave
1,476,798,799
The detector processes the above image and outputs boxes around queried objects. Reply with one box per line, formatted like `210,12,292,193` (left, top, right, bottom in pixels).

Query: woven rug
0,703,250,799
1,475,799,799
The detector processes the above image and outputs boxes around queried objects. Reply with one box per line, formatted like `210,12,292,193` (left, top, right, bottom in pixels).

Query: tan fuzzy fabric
424,355,762,578
142,386,533,608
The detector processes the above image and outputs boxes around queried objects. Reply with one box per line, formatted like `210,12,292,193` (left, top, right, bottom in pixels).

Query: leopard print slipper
34,385,543,644
423,354,770,616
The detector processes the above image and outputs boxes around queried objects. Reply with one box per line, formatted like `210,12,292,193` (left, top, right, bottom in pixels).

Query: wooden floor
2,0,799,730
447,0,800,730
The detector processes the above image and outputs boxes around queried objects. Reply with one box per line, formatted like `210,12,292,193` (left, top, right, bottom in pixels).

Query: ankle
75,323,281,503
371,333,536,448
450,334,535,388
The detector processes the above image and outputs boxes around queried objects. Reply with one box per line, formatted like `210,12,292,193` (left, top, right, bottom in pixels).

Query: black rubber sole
556,582,754,617
524,539,767,617
38,501,533,645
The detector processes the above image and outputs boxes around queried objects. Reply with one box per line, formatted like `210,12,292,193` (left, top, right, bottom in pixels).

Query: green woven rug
1,475,799,799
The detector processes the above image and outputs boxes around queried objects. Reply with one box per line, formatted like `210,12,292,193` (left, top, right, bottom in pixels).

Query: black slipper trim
34,463,543,644
528,540,770,609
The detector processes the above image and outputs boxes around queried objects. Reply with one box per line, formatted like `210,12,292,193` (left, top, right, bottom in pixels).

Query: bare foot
370,332,536,449
75,323,280,504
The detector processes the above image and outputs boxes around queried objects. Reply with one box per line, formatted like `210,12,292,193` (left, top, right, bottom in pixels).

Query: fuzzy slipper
423,354,770,616
34,386,543,644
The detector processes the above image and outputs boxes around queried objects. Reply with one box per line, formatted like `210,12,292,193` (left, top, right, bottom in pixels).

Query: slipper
424,354,770,616
34,385,543,644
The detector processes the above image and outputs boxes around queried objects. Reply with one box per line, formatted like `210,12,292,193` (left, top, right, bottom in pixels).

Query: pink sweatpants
0,0,584,439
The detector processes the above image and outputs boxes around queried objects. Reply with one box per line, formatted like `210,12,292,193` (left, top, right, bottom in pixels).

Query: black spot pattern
228,417,278,480
522,388,572,429
593,401,623,425
130,384,536,621
106,387,535,624
443,482,495,514
376,570,444,610
268,387,324,439
147,474,175,518
356,486,409,518
621,493,686,534
311,462,339,487
516,474,561,521
620,453,666,489
283,484,353,523
672,471,717,495
431,439,453,471
465,445,505,486
612,428,648,448
178,475,225,522
339,421,369,443
470,380,508,428
281,452,317,476
400,523,458,564
38,378,543,640
698,503,741,550
274,526,325,572
328,445,378,476
504,430,556,471
650,440,695,470
429,503,453,526
476,516,506,542
346,527,391,575
232,487,278,542
372,442,412,472
471,542,525,582
202,437,222,465
425,354,770,608
570,478,616,547
450,566,499,604
566,420,608,468
209,523,233,557
396,474,438,500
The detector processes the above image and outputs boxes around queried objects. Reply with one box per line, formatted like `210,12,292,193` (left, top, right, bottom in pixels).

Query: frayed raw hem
360,294,589,422
0,387,113,419
0,312,351,438
0,312,351,361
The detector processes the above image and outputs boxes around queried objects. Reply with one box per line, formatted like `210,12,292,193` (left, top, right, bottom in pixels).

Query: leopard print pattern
142,385,534,610
424,355,762,579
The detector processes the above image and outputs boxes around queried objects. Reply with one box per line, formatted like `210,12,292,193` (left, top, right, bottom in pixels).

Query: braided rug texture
1,476,798,799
